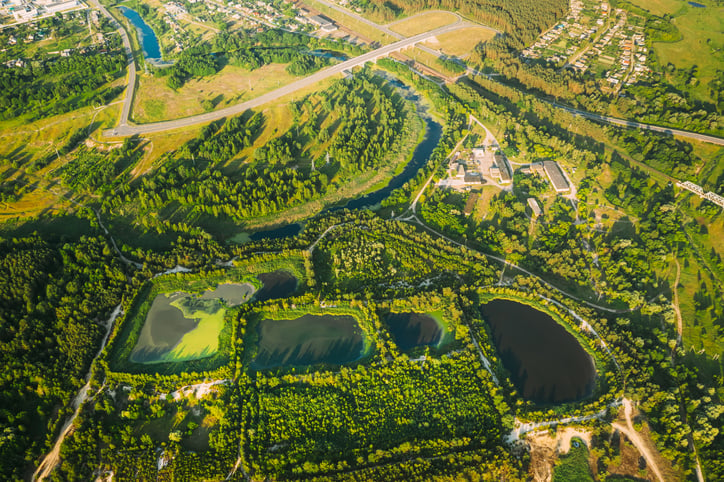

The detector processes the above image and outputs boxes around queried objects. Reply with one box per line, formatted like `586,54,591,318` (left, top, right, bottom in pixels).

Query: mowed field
388,11,458,37
627,0,683,16
131,63,300,123
422,26,496,57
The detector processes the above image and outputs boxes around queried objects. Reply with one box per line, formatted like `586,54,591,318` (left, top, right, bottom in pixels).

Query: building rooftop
527,197,542,216
542,160,570,192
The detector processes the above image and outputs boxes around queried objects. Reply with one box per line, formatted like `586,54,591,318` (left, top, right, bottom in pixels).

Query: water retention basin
480,299,596,404
254,314,364,369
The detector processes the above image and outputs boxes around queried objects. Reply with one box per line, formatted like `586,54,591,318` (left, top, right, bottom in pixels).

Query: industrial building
542,160,570,192
494,152,512,184
308,14,337,32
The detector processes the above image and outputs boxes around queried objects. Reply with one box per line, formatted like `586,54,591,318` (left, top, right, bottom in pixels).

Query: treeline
352,0,567,48
158,46,221,89
0,236,126,480
228,46,330,76
0,46,126,119
213,28,365,58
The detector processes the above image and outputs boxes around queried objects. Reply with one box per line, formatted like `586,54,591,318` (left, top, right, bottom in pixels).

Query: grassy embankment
421,26,496,57
131,63,300,123
387,11,458,37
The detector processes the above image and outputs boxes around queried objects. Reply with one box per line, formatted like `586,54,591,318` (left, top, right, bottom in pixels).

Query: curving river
250,117,442,240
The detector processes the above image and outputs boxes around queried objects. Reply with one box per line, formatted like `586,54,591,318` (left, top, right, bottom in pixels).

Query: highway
89,0,136,127
103,21,472,137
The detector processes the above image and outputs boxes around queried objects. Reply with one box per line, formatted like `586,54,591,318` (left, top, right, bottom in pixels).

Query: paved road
103,21,472,137
89,0,136,126
554,103,724,146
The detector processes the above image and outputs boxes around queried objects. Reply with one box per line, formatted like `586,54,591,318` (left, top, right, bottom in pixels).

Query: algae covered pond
130,282,254,364
480,299,596,404
254,314,365,369
384,312,443,351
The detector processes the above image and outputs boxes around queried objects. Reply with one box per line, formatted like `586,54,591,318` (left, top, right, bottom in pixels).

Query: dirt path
612,399,665,482
407,120,469,215
34,305,123,481
673,258,683,343
308,224,343,253
506,400,622,443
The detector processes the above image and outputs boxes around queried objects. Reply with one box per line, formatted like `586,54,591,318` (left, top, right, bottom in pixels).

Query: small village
520,0,650,93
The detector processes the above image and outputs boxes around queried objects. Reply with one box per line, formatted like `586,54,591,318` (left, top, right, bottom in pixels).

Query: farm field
653,3,724,101
627,0,723,104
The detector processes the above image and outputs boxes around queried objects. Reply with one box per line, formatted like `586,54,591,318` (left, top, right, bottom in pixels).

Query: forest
93,71,414,239
0,20,722,480
0,41,127,120
0,236,126,481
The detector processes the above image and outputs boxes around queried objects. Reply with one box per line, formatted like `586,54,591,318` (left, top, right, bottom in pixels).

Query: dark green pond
255,270,298,301
480,299,596,404
385,312,443,351
253,314,364,369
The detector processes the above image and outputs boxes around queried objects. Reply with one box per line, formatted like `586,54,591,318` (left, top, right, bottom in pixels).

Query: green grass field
422,26,496,57
628,0,723,105
132,64,300,123
388,11,458,37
